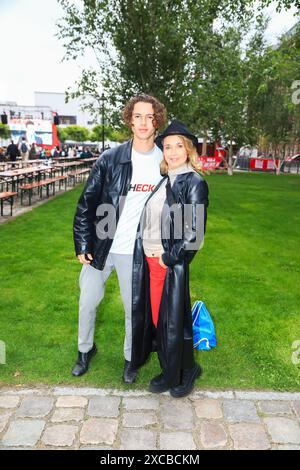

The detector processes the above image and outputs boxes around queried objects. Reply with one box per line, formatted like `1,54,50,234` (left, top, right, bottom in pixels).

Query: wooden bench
19,175,68,205
67,168,90,186
0,191,18,216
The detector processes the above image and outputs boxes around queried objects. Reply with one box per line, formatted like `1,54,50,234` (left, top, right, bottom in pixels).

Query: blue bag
192,301,217,350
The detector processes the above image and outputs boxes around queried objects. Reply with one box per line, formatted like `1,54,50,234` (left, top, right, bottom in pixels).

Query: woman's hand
77,253,93,264
158,255,168,269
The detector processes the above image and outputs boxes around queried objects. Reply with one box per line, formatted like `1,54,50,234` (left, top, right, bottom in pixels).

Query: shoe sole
148,384,169,394
169,365,202,398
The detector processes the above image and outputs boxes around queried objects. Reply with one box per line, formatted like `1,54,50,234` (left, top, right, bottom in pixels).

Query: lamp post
101,93,105,152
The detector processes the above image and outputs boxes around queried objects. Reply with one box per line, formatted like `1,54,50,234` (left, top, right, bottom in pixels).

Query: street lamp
101,93,105,152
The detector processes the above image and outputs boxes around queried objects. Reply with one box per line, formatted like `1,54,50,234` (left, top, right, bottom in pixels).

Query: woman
130,120,209,398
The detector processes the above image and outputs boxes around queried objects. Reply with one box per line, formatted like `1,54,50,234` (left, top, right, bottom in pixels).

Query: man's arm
73,155,107,261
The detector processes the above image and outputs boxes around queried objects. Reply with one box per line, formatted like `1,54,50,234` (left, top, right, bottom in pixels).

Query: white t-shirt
109,144,162,255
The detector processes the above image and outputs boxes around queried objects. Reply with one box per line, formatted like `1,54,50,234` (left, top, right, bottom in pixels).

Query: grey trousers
78,253,133,361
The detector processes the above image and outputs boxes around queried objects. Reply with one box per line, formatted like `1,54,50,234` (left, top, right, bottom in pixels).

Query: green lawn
0,172,299,391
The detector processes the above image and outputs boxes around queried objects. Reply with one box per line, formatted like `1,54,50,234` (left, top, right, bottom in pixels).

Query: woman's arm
162,175,209,267
73,156,107,256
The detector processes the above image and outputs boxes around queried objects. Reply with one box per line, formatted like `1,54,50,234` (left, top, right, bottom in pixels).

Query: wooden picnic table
53,161,85,176
0,166,56,192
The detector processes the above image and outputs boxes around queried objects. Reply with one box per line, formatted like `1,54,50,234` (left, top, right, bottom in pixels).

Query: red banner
250,158,279,171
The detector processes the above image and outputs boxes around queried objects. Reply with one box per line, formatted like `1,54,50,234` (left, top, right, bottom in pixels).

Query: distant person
39,148,46,159
85,146,93,158
68,146,75,158
80,146,93,159
6,140,19,162
18,137,29,161
51,146,61,158
61,145,68,157
29,143,37,160
0,146,5,161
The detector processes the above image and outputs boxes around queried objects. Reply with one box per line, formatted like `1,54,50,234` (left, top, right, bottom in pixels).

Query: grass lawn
0,172,299,391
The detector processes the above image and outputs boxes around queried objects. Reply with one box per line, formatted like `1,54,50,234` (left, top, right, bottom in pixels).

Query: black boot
149,372,169,393
170,363,202,398
123,360,138,384
71,343,97,377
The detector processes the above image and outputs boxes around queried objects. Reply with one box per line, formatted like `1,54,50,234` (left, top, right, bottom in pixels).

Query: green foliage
0,123,11,139
62,125,90,142
56,0,256,126
56,126,67,143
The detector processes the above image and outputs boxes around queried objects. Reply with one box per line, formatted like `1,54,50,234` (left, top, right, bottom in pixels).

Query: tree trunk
202,135,207,156
273,144,281,176
227,139,233,176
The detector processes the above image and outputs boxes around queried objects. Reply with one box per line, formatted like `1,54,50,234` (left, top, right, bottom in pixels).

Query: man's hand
77,253,93,264
158,255,167,269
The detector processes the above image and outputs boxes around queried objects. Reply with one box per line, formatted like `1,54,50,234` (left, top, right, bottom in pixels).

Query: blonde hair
160,135,204,175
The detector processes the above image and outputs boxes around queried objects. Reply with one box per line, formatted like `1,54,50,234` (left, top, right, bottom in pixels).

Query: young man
72,94,166,383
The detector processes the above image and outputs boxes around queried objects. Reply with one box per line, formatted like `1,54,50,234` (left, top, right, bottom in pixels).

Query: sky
0,0,299,106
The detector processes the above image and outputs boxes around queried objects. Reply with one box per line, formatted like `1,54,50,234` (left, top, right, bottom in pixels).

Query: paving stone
193,391,235,400
42,424,78,447
52,388,150,397
80,418,118,445
111,390,152,397
123,412,157,427
0,388,50,396
53,387,112,396
292,401,300,418
0,447,35,450
160,432,196,450
16,397,54,418
122,397,159,410
234,391,300,401
56,396,88,408
223,400,260,423
264,417,300,444
194,398,223,419
87,396,120,418
161,400,194,430
80,446,113,450
120,429,157,450
0,412,12,433
276,444,300,450
258,401,291,415
201,422,228,448
0,396,20,408
51,408,85,423
229,423,271,450
1,419,45,447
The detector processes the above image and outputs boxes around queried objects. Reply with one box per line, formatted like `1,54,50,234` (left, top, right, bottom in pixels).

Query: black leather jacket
73,140,134,270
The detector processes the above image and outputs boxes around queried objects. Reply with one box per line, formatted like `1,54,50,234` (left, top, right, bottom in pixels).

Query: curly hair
122,94,167,130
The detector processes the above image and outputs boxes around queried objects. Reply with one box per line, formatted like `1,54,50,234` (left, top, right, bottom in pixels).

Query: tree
0,124,11,140
90,124,130,142
56,126,67,143
250,25,300,174
62,125,90,142
56,0,256,125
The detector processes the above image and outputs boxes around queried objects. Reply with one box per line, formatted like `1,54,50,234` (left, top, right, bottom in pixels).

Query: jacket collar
170,172,193,183
119,139,133,163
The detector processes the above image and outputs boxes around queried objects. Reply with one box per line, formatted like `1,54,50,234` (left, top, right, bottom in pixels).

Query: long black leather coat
73,140,134,270
131,172,209,387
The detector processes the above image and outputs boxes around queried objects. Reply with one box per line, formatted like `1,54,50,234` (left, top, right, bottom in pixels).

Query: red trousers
146,257,167,328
